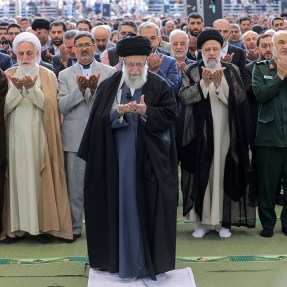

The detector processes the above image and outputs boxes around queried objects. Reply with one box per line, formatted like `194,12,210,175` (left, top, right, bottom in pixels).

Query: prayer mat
87,267,196,287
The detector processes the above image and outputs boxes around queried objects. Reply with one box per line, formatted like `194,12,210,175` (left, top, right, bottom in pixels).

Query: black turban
196,29,224,50
32,19,50,31
116,34,152,57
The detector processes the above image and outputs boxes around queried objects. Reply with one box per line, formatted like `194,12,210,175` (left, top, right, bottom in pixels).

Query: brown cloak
0,66,72,240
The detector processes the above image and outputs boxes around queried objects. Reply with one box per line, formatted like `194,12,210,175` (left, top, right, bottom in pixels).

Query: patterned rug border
1,255,287,265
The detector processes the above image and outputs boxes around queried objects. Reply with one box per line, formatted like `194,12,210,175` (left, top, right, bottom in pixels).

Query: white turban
12,32,42,63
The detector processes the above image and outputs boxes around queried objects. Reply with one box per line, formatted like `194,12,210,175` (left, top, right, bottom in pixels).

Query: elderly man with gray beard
178,28,255,239
78,34,178,281
1,32,72,244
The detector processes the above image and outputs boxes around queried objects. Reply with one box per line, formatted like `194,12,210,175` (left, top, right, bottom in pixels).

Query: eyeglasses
7,32,20,36
123,60,146,68
260,43,271,49
74,43,94,49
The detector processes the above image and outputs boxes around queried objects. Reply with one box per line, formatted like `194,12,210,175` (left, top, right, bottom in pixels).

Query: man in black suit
41,20,67,64
197,19,246,76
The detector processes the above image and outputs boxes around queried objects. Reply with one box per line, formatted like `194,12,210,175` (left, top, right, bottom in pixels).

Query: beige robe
1,65,72,240
190,71,230,227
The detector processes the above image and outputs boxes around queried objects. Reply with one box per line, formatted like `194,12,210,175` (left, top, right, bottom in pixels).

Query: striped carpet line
0,255,287,265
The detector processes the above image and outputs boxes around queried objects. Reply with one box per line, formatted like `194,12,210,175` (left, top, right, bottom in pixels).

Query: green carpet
0,203,286,287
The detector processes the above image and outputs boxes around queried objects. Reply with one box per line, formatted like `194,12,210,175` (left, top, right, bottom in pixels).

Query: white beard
18,57,37,76
122,63,148,90
202,54,221,69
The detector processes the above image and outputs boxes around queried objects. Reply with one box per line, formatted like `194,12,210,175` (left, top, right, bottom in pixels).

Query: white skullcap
12,32,42,62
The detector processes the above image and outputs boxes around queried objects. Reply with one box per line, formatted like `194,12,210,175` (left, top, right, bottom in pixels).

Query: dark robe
178,60,256,228
0,70,8,233
78,71,178,280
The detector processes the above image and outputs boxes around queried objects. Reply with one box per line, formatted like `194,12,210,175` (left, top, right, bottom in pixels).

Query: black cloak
78,71,178,280
178,60,256,228
0,69,8,233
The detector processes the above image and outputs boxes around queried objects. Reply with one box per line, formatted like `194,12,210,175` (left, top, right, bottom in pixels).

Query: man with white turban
1,32,73,243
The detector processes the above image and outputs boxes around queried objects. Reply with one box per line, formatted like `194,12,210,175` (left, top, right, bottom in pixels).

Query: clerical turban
196,29,224,50
13,32,41,53
13,32,41,63
31,18,50,31
116,34,152,57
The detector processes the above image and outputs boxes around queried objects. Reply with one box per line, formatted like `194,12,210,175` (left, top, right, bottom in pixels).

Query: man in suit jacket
138,22,179,95
0,52,12,71
53,30,101,77
41,20,67,64
58,32,115,242
197,19,246,76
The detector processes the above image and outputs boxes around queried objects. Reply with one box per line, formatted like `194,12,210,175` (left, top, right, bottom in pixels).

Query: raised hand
277,58,287,80
177,61,187,73
212,67,226,88
22,75,37,89
7,74,23,89
201,66,213,87
77,75,89,93
129,95,147,117
88,73,101,92
147,54,164,73
222,53,234,63
116,104,131,117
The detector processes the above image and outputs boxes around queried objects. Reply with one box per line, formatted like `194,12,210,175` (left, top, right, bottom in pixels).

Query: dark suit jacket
197,44,246,76
0,52,12,71
52,53,101,78
39,59,53,71
41,46,55,64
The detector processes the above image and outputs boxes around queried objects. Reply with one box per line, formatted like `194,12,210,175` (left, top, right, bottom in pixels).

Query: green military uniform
252,58,287,233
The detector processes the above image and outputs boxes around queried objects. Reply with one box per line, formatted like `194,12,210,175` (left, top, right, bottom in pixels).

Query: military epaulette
255,60,268,65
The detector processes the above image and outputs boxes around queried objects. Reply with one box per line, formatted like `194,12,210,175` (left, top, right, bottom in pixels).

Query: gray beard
122,63,148,90
202,55,221,69
18,59,37,76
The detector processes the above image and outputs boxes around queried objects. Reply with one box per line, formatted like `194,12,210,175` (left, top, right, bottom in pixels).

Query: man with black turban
178,28,256,238
78,34,178,280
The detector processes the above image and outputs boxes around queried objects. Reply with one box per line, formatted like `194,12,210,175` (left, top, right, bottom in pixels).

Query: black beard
52,39,63,47
190,30,200,37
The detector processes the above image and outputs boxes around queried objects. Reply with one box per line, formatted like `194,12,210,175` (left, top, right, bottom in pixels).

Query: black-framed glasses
74,43,94,49
123,59,147,68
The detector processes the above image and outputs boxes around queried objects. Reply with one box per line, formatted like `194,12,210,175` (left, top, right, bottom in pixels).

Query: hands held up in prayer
277,58,287,80
221,53,234,63
116,95,147,118
7,74,37,90
177,61,187,73
60,45,69,67
147,54,164,73
45,49,54,63
246,49,260,62
201,66,226,89
77,73,100,93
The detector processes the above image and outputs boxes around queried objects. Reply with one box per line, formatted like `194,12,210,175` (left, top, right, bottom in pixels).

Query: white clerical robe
5,65,46,235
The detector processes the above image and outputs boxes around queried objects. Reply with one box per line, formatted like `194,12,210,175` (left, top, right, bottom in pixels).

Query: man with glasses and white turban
78,34,178,281
1,32,73,244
